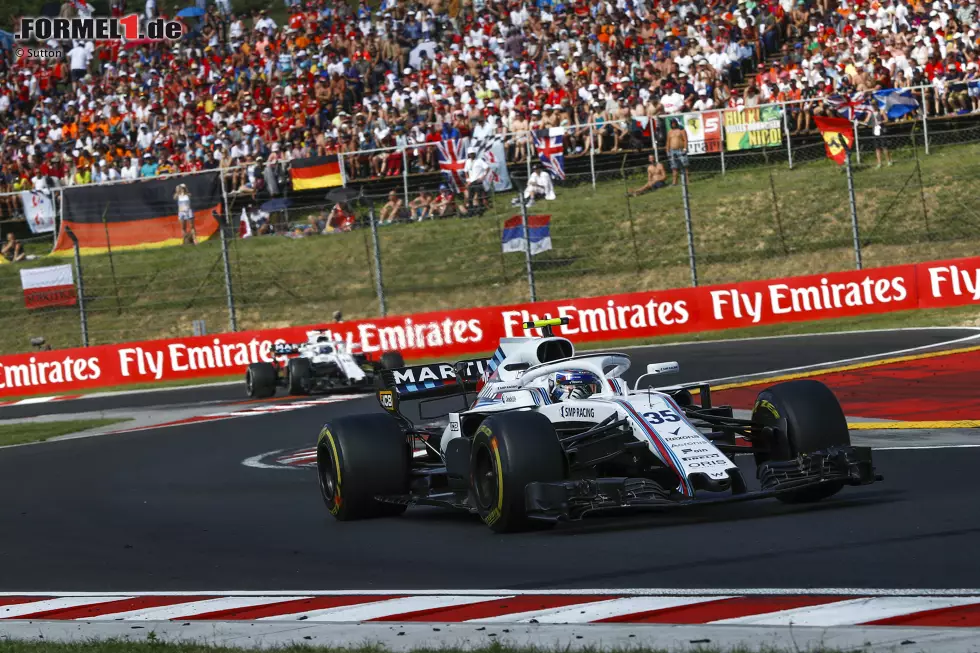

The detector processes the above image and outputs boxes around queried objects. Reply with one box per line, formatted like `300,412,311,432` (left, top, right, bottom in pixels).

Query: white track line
0,597,131,619
470,596,728,624
715,596,980,626
260,595,512,622
87,596,311,621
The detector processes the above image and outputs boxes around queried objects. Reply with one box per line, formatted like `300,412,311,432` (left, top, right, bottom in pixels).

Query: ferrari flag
814,116,856,166
291,155,344,190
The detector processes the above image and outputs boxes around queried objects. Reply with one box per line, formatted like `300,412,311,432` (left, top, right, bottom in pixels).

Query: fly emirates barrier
2,256,979,398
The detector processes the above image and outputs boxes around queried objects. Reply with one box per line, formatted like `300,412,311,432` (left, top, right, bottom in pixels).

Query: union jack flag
824,93,875,121
532,127,565,180
436,139,467,191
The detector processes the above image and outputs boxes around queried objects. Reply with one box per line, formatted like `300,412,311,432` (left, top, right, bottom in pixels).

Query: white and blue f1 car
315,318,881,532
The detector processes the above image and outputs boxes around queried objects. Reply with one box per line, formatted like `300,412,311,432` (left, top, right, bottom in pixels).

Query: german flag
291,155,344,190
52,172,222,255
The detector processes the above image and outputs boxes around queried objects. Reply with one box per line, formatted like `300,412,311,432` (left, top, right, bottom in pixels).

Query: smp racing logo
15,15,183,41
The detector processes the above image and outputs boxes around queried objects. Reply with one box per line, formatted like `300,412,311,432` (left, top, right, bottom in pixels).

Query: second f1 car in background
246,331,404,398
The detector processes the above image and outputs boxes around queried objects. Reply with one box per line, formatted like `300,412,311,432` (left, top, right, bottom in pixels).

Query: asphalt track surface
1,329,979,591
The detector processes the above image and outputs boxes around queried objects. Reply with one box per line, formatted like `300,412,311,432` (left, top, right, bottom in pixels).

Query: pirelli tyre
469,412,566,533
246,362,277,398
286,358,312,395
380,351,405,370
752,379,850,504
316,413,410,520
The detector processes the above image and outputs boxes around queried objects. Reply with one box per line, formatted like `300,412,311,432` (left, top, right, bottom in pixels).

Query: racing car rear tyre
752,379,850,504
380,351,405,370
246,362,277,398
469,412,566,533
316,413,410,520
287,358,312,395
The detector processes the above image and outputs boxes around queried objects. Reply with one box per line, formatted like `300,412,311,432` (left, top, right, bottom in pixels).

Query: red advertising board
1,255,979,398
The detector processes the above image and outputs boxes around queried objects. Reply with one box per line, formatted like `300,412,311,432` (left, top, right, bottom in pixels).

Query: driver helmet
550,370,602,402
316,334,330,343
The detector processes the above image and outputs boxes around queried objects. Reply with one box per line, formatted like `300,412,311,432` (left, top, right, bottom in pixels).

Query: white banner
20,264,73,290
469,136,512,192
20,190,56,234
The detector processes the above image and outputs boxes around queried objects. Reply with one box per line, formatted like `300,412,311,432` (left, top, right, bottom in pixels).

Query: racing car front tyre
380,351,405,370
752,379,850,504
246,362,277,398
287,358,312,395
316,413,409,520
470,412,566,533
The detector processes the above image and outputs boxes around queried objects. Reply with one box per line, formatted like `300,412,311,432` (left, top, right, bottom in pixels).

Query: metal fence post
588,123,596,189
783,106,793,169
845,147,862,270
650,120,659,165
368,203,388,316
525,136,533,182
216,209,239,332
852,118,861,166
921,89,930,155
65,227,89,347
680,168,698,287
401,145,410,203
518,183,537,302
719,118,726,176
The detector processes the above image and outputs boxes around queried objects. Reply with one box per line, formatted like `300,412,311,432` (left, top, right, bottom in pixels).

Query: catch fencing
0,89,978,355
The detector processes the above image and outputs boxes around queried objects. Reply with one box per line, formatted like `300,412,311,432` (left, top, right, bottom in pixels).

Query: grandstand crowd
0,0,978,211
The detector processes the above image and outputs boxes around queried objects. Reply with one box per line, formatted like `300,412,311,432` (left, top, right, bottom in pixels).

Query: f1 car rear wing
376,359,488,416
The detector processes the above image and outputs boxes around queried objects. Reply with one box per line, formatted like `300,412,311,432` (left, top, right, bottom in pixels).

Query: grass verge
0,419,131,446
2,138,978,355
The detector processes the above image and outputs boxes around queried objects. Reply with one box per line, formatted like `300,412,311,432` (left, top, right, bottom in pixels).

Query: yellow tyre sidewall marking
319,427,343,515
483,437,505,527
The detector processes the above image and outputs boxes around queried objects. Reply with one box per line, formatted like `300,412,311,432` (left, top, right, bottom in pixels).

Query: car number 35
643,409,680,425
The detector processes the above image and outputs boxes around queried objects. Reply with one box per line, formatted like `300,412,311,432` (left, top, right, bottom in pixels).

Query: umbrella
177,6,205,17
260,198,292,213
326,187,360,204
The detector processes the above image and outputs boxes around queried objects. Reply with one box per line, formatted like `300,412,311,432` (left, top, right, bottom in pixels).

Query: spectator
665,119,689,187
463,150,490,213
379,191,406,224
173,183,196,244
864,108,894,170
409,191,433,221
629,156,667,197
431,184,458,218
520,163,556,205
325,202,356,232
2,233,26,262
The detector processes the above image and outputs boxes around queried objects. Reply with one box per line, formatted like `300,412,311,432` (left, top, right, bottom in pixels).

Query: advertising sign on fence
684,111,723,154
724,106,783,150
3,255,980,398
19,264,76,310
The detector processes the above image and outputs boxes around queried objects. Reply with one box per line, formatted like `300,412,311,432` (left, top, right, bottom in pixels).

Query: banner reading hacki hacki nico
724,106,783,151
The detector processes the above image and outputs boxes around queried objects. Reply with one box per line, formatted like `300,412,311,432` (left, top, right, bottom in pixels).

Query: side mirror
634,361,680,391
647,362,680,375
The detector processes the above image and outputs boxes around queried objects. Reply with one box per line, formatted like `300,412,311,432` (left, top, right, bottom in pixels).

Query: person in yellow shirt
73,164,92,185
